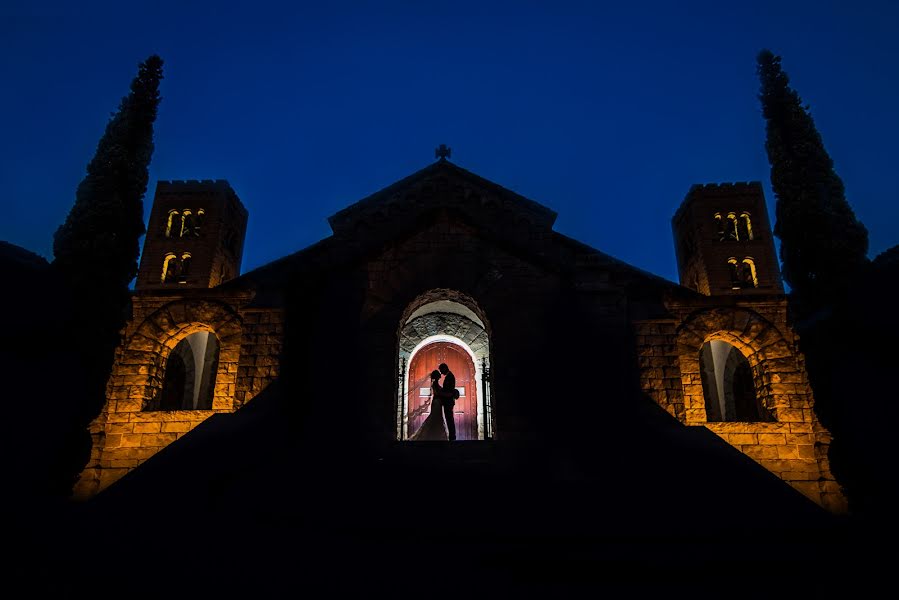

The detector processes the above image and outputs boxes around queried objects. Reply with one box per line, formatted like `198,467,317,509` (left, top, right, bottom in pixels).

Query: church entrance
406,341,478,441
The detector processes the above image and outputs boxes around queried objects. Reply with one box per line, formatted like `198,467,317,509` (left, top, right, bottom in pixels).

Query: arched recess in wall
165,210,180,237
676,307,800,424
158,331,220,410
698,340,768,422
110,300,243,413
396,289,493,440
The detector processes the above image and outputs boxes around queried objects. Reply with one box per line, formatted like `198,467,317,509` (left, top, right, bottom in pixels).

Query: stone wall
634,296,845,511
74,292,283,498
235,309,284,408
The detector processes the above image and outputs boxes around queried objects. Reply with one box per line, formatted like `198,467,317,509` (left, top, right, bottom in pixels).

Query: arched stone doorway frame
396,289,493,440
402,334,486,440
114,299,242,413
676,307,805,424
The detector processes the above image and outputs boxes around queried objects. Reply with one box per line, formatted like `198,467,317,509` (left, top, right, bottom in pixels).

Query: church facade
74,157,845,512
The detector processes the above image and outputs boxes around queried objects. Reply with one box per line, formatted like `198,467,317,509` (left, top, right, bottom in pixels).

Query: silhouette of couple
411,363,458,441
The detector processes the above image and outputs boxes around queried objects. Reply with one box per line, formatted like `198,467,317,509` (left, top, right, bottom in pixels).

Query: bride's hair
430,369,441,380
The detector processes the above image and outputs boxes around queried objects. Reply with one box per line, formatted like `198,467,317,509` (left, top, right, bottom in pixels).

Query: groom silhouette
437,363,457,441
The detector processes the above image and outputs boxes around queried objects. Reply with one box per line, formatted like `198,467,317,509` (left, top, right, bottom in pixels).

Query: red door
407,342,478,440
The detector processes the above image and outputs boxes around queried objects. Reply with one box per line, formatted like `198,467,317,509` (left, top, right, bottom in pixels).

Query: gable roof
224,159,692,302
327,159,558,236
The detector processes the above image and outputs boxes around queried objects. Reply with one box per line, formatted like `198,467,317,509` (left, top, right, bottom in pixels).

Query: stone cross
435,144,451,161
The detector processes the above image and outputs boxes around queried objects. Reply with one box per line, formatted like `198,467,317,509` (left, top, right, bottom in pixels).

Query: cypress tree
757,49,869,326
756,51,898,518
54,54,162,308
49,55,163,493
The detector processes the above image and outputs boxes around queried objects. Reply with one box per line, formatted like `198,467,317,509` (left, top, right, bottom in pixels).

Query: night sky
2,1,897,284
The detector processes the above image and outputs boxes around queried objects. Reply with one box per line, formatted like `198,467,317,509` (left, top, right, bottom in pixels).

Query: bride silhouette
410,369,447,441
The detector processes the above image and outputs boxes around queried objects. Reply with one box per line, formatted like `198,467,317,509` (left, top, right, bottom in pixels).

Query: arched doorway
397,291,492,440
156,331,220,411
699,339,769,422
407,340,478,440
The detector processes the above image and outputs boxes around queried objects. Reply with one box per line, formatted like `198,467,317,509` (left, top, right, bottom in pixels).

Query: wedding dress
409,382,447,441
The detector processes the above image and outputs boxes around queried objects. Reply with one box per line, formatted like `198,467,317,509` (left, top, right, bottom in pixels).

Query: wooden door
407,342,478,440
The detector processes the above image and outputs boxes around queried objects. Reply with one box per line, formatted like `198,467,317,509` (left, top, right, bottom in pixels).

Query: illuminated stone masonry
74,161,846,516
74,291,283,497
634,297,845,512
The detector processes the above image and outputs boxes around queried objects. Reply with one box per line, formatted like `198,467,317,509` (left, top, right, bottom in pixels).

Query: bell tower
136,180,248,290
672,182,782,296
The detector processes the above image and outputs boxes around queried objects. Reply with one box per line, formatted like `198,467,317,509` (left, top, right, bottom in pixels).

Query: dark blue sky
2,1,897,284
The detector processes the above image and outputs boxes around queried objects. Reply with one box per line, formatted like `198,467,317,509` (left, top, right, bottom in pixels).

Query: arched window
165,210,180,238
741,258,758,288
158,332,220,411
726,212,739,240
739,212,753,241
179,253,192,282
698,340,769,422
180,210,193,238
714,213,725,241
161,253,178,283
194,209,205,236
727,257,740,288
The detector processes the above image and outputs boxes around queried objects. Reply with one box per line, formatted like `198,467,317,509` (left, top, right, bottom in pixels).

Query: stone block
684,408,705,423
760,459,811,473
141,433,179,446
797,445,817,459
782,470,817,481
117,447,159,460
127,386,149,400
104,433,123,449
122,374,150,386
132,421,161,434
161,421,194,433
727,433,757,445
775,445,800,459
120,434,143,448
132,410,206,422
106,423,133,435
757,433,786,445
128,334,162,353
212,397,232,410
776,408,805,423
740,444,779,460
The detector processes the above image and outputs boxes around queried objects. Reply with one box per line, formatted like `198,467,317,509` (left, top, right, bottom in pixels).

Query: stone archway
406,337,479,440
676,307,804,424
74,299,243,498
123,299,242,412
397,291,492,440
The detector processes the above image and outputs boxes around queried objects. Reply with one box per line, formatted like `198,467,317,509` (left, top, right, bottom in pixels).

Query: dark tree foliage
757,49,869,326
758,51,899,525
54,55,162,312
49,55,163,493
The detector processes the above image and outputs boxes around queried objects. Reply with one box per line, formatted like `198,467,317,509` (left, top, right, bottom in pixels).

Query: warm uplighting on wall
739,212,753,240
180,210,193,238
715,211,753,242
161,253,177,283
742,257,758,287
165,210,179,238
